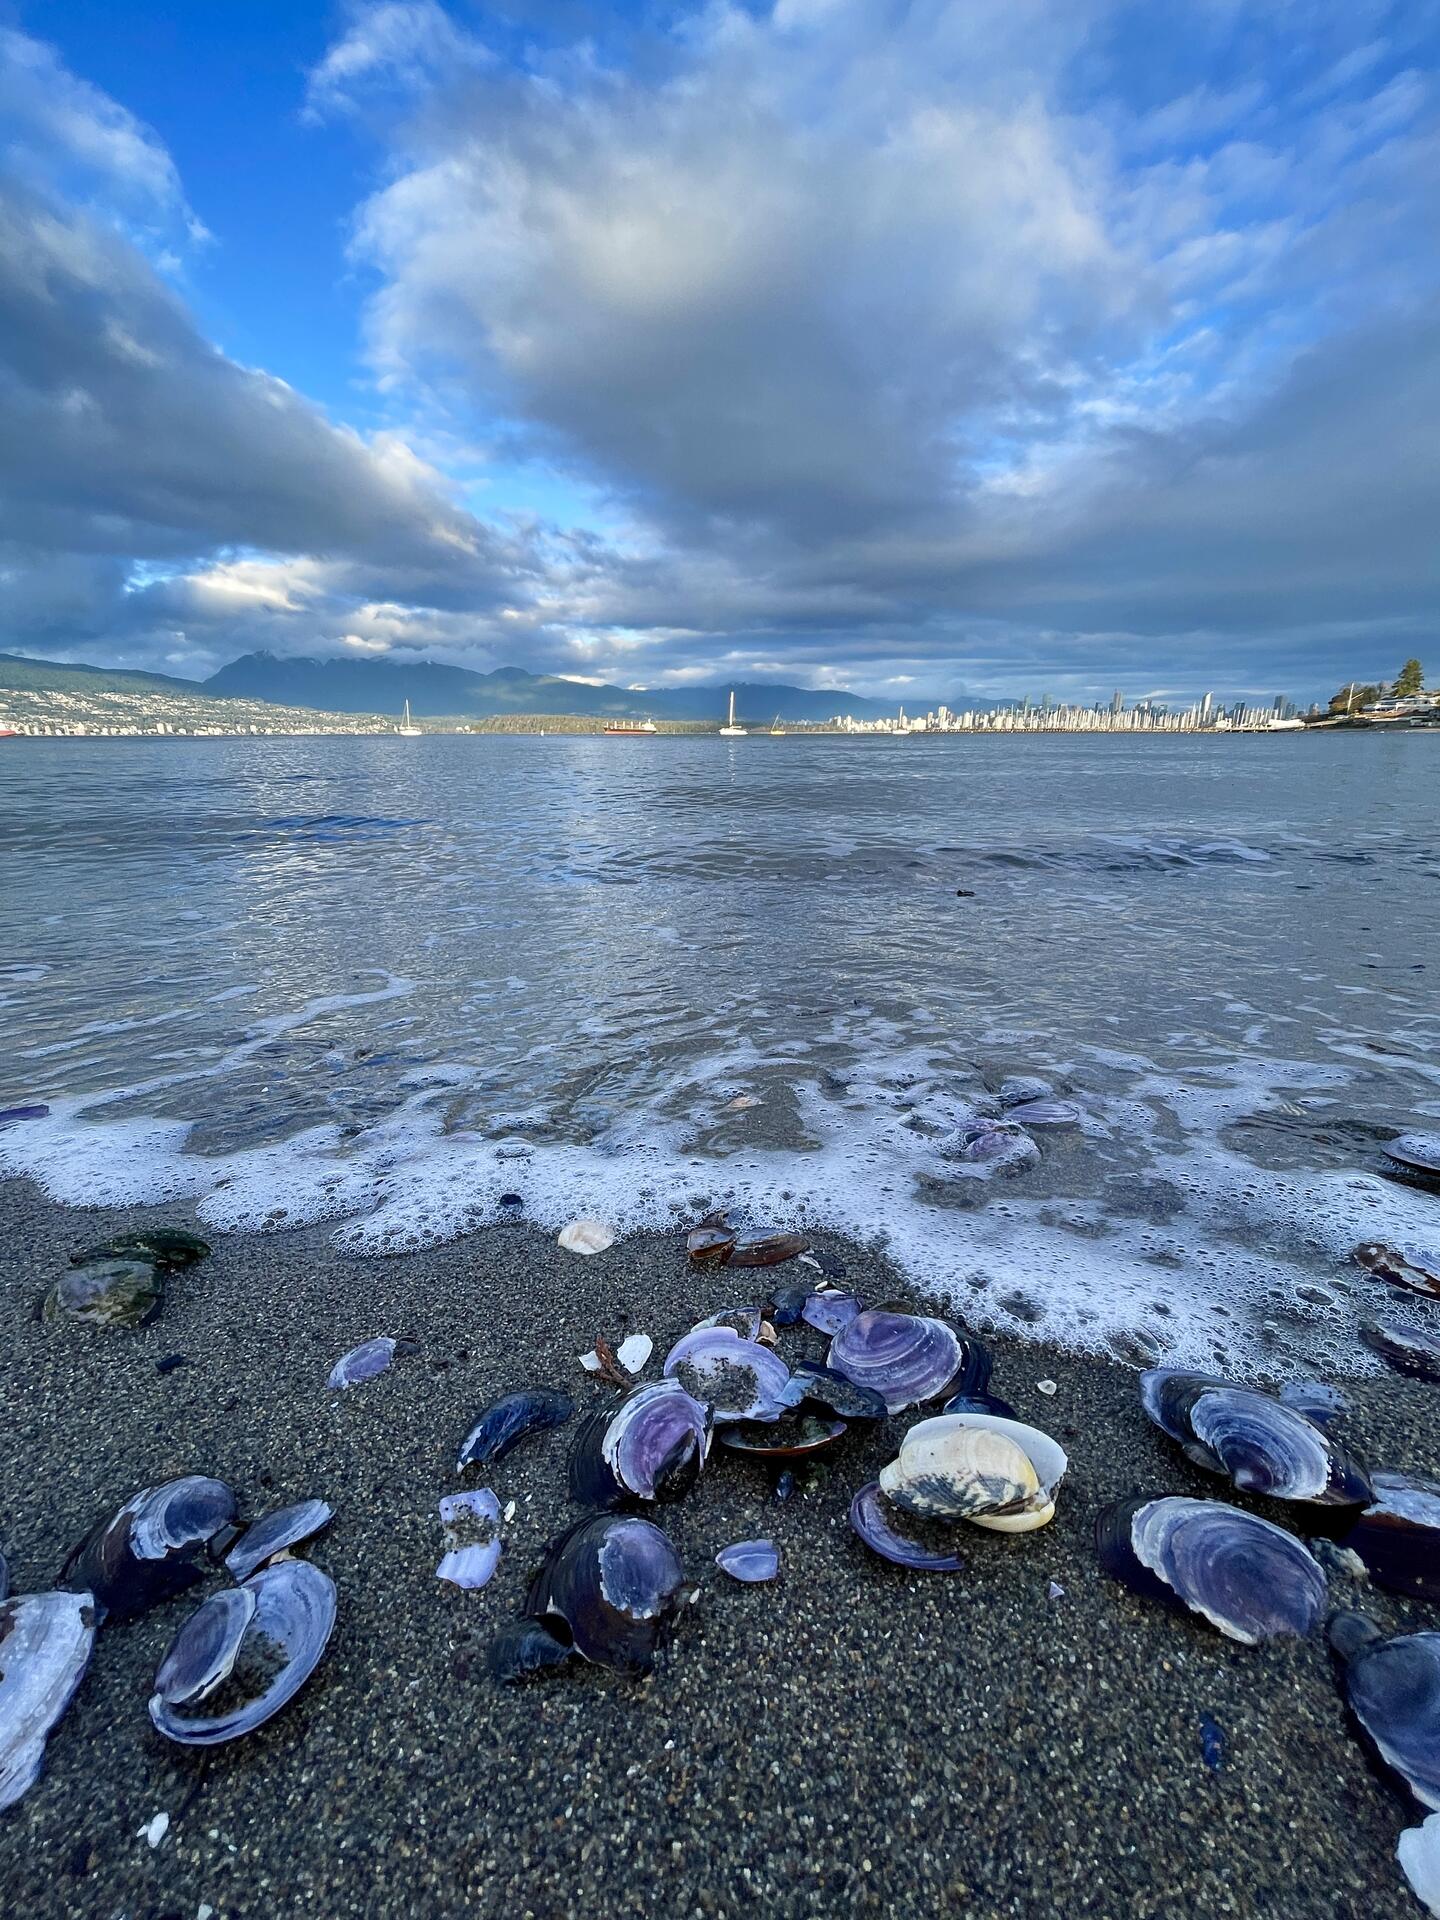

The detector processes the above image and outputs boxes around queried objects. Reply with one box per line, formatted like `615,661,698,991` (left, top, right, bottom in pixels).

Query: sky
1,1,1436,705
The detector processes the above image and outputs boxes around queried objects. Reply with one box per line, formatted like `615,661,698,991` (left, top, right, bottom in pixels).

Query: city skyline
1,4,1436,704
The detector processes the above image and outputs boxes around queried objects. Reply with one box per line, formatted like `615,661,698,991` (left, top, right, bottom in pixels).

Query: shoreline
1,1174,1435,1918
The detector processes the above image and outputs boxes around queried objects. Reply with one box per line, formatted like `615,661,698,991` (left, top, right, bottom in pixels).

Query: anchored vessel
396,700,422,737
720,691,747,738
603,718,658,736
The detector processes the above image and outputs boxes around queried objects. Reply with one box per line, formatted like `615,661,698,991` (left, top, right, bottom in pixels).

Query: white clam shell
887,1412,1068,1530
558,1219,616,1256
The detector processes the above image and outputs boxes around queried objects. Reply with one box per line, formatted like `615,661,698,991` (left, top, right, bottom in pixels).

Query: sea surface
3,730,1438,1375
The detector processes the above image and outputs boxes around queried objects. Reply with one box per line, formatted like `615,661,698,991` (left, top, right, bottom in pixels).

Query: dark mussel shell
70,1229,210,1270
149,1559,337,1747
601,1381,712,1501
1329,1612,1440,1810
1342,1472,1440,1603
43,1259,163,1330
1354,1243,1440,1298
727,1230,810,1269
1139,1371,1372,1508
488,1618,574,1685
526,1514,686,1675
1097,1496,1326,1644
687,1226,737,1265
457,1388,574,1470
224,1499,334,1584
1360,1314,1440,1382
60,1476,237,1624
800,1292,863,1335
0,1590,97,1811
715,1540,779,1583
568,1409,627,1510
848,1482,964,1573
828,1309,962,1414
1383,1134,1440,1180
767,1282,810,1326
789,1359,888,1421
717,1413,848,1457
1278,1380,1349,1426
663,1326,796,1422
941,1390,1018,1418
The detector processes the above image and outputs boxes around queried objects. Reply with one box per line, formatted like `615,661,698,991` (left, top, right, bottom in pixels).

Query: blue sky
1,0,1436,703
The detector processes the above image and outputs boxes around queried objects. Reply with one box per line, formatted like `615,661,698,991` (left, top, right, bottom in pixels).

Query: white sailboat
719,690,747,737
397,700,422,737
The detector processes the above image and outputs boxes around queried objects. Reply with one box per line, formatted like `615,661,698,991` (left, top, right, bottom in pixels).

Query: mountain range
0,649,919,722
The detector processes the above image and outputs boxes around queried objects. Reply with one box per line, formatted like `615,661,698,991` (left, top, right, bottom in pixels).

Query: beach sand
0,1174,1433,1919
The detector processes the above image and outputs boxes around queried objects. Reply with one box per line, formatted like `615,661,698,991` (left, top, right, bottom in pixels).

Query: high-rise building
1111,690,1123,715
1201,692,1214,721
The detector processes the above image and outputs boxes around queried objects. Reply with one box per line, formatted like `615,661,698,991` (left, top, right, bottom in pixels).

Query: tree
1395,658,1425,697
1329,682,1383,714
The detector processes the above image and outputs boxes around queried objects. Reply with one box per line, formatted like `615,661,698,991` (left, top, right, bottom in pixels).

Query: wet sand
0,1175,1434,1919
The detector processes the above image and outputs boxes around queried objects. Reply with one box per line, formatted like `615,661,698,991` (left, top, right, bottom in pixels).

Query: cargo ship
603,718,658,735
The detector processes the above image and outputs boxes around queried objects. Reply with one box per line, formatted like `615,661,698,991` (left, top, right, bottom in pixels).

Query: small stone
156,1354,188,1374
1036,1379,1058,1397
140,1812,170,1849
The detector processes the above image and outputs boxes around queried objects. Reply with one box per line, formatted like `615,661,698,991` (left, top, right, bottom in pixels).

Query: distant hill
0,651,196,697
202,651,904,722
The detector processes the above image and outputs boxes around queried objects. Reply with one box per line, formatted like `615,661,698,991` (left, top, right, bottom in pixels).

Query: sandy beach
1,1176,1435,1918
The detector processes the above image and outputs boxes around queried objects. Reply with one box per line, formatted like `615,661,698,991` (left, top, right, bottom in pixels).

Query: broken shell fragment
828,1309,962,1414
0,1590,96,1811
848,1483,964,1572
1095,1496,1326,1643
1360,1315,1440,1382
800,1292,863,1335
601,1381,712,1501
525,1514,686,1675
788,1360,888,1421
880,1412,1067,1531
437,1490,502,1590
225,1500,334,1584
488,1618,574,1685
716,1413,848,1457
1329,1612,1440,1810
1342,1472,1440,1604
695,1305,764,1339
1354,1243,1440,1298
60,1477,237,1624
663,1326,796,1422
615,1333,653,1374
149,1560,337,1746
1398,1816,1440,1918
558,1219,615,1256
328,1336,416,1390
457,1389,574,1471
715,1540,779,1583
44,1259,164,1330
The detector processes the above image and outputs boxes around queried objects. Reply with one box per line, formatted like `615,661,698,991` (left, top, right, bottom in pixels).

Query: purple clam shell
956,1121,1040,1170
1342,1471,1440,1603
1003,1098,1081,1128
60,1476,237,1624
528,1514,686,1675
801,1293,863,1335
0,1104,48,1130
1277,1380,1348,1427
457,1388,574,1470
1330,1615,1440,1810
602,1381,712,1499
153,1585,256,1705
828,1309,962,1413
715,1539,779,1583
664,1326,796,1422
225,1500,333,1583
437,1489,503,1590
149,1559,336,1746
1128,1497,1326,1643
0,1590,97,1812
328,1337,412,1389
848,1482,964,1572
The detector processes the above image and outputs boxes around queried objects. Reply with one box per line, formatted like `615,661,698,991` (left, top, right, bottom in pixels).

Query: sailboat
719,690,747,737
769,714,787,737
397,700,422,737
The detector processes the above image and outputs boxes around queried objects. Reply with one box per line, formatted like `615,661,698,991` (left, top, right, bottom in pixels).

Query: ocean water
3,730,1438,1377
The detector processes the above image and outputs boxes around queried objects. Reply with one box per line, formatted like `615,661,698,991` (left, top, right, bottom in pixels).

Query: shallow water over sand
3,730,1438,1373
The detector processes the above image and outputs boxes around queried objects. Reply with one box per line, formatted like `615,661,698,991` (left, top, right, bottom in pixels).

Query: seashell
70,1229,210,1270
558,1219,615,1256
663,1326,797,1422
715,1540,779,1583
0,1590,96,1811
1384,1134,1440,1180
800,1292,863,1335
328,1335,417,1390
149,1560,336,1746
956,1121,1040,1172
60,1477,237,1624
601,1381,712,1501
1354,1243,1440,1298
1329,1611,1440,1810
1003,1099,1081,1128
615,1334,653,1375
1361,1314,1440,1382
152,1587,256,1706
1278,1379,1347,1425
695,1305,764,1339
488,1618,574,1685
788,1359,888,1421
1138,1370,1372,1508
525,1514,686,1675
457,1388,574,1471
767,1282,810,1326
828,1309,962,1413
0,1549,7,1605
998,1076,1052,1107
436,1489,502,1590
848,1482,964,1572
716,1413,848,1457
567,1410,627,1510
882,1411,1066,1531
44,1259,163,1330
225,1500,334,1584
686,1226,737,1265
1095,1496,1326,1644
726,1230,809,1269
1398,1814,1440,1917
1342,1472,1440,1603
